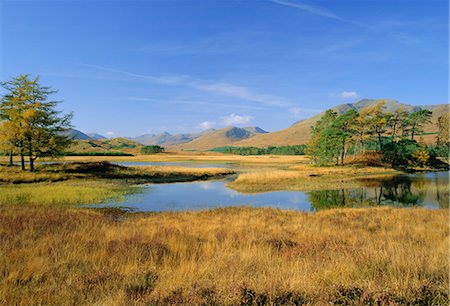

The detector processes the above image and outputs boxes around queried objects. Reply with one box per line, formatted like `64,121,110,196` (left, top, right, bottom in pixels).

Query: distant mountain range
67,99,448,152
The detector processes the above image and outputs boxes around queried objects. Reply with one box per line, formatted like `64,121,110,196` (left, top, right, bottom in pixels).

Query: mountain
171,126,267,151
129,129,216,146
86,133,107,140
68,137,142,153
243,126,269,134
234,99,449,148
63,128,90,140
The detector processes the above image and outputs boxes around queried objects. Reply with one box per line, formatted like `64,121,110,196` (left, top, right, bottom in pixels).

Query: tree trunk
341,138,346,166
8,152,13,166
20,153,25,171
29,157,34,172
378,132,383,150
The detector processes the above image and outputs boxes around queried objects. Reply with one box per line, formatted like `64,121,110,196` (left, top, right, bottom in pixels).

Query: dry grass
228,164,400,193
0,181,133,206
0,162,234,185
4,153,310,165
0,205,447,305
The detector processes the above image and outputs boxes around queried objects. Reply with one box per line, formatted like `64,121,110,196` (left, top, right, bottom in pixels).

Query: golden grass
0,206,447,305
6,153,310,164
0,181,132,206
228,164,400,193
0,162,234,185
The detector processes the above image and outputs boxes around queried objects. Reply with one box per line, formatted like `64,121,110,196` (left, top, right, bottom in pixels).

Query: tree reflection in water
308,173,448,211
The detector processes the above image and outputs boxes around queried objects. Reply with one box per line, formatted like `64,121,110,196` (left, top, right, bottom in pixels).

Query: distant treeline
141,145,165,154
211,145,307,155
64,152,134,156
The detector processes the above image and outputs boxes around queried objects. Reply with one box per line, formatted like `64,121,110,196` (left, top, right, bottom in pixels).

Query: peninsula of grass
0,161,235,185
0,205,447,305
0,162,235,206
227,164,401,193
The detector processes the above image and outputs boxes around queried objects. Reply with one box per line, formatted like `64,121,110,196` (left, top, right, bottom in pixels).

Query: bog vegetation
0,206,447,305
307,100,449,168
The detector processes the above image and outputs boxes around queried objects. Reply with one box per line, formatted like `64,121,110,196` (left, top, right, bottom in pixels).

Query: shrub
140,145,164,154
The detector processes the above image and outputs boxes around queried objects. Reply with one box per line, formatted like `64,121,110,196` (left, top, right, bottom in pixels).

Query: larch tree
0,75,73,172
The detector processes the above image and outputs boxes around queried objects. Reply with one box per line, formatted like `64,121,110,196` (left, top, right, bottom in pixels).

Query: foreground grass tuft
0,206,447,305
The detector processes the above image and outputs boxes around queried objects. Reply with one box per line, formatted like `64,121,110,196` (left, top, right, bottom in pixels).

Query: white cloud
199,121,216,130
340,91,359,99
289,107,301,116
222,113,253,125
105,131,114,136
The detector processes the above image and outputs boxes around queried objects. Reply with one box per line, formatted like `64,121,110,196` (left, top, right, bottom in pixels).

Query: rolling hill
234,100,449,148
68,137,142,154
129,129,215,146
170,126,268,151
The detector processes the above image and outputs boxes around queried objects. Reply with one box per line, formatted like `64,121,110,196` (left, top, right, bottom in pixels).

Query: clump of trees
0,75,73,172
307,100,448,168
211,145,307,155
141,145,164,154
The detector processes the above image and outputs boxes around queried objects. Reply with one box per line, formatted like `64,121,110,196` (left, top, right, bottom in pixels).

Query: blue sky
1,0,448,137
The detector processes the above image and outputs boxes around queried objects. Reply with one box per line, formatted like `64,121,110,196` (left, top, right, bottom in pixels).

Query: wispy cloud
222,113,253,125
270,0,367,28
271,0,342,20
76,63,291,107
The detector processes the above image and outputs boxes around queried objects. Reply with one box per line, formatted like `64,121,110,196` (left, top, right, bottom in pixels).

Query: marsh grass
0,181,133,206
0,162,234,185
228,164,400,193
0,162,234,206
0,206,447,305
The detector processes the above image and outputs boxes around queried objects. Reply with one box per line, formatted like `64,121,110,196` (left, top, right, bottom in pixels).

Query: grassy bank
0,162,234,206
228,164,400,193
0,205,447,305
0,162,234,185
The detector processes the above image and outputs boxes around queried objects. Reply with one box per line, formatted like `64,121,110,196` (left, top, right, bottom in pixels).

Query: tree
306,110,340,165
388,108,409,140
0,75,73,172
332,109,358,165
406,110,432,140
360,100,390,150
141,145,164,154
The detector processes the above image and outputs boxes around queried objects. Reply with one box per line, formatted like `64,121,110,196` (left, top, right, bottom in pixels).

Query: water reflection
94,172,448,212
308,172,449,210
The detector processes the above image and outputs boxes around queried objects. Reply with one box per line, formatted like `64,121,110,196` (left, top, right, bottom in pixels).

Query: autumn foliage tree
0,75,73,172
307,99,443,168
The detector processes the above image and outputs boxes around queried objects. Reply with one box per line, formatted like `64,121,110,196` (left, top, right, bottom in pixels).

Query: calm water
97,171,449,212
112,161,233,168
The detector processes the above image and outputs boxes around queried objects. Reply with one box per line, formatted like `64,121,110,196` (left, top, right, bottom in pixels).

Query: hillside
234,100,449,148
63,128,90,140
68,137,142,154
86,133,106,140
130,130,215,146
170,126,267,151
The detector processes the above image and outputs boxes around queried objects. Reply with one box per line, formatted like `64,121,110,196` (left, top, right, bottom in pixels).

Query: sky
1,0,448,137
